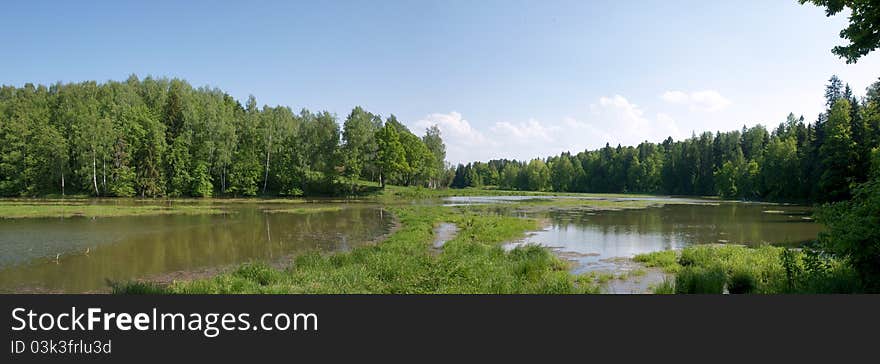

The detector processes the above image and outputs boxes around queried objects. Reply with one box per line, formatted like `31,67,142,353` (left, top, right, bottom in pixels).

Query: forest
2,73,879,206
452,75,880,203
0,75,448,198
2,74,879,204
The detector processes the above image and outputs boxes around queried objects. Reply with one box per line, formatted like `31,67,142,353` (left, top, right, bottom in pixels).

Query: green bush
674,265,726,294
727,268,757,294
816,179,880,291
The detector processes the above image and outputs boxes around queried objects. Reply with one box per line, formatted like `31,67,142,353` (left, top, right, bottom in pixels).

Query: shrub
674,265,726,294
816,178,880,291
727,268,757,294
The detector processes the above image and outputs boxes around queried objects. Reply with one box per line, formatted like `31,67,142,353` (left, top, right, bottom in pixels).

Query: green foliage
109,166,137,197
450,76,880,206
727,267,757,294
0,201,223,218
636,244,863,294
111,281,169,295
763,136,800,199
341,106,379,191
816,178,880,291
422,125,447,187
191,163,213,197
550,156,575,192
123,205,600,294
799,0,880,63
714,160,740,198
0,77,448,198
819,99,858,201
524,159,551,191
633,250,680,272
232,263,282,286
651,279,675,294
376,122,407,187
674,265,726,294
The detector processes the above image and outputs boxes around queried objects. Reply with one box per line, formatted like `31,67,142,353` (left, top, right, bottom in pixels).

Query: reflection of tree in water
543,203,821,247
0,205,392,292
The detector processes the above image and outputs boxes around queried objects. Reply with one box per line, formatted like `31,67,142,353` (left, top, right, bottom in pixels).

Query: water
507,202,822,273
0,196,824,292
0,202,392,292
443,195,713,206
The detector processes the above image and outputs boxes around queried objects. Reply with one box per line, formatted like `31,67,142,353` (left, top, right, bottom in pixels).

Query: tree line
2,74,879,203
452,75,880,203
0,75,448,197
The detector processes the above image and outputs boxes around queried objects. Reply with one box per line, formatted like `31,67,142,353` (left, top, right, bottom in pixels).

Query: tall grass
634,244,862,294
116,205,600,294
0,202,223,219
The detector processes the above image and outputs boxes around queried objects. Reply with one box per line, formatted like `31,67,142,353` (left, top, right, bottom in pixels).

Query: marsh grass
111,281,169,294
0,202,224,219
633,250,680,273
674,265,726,294
629,268,647,277
575,271,620,285
635,244,862,294
651,279,675,294
118,205,600,294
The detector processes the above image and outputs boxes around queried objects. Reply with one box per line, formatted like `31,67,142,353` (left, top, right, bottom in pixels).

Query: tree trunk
262,136,271,194
60,167,65,197
220,166,226,195
92,150,99,196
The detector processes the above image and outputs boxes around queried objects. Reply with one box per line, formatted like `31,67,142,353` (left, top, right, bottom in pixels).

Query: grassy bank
0,201,224,219
0,183,713,218
115,204,599,294
112,186,714,294
635,245,861,294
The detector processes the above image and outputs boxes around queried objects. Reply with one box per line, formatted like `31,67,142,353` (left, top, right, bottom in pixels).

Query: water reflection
0,204,391,292
511,203,822,273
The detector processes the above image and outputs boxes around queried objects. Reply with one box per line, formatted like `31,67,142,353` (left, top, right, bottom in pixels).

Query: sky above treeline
2,0,879,164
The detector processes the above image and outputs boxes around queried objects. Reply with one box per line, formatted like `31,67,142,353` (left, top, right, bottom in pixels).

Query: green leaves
376,122,407,187
817,178,880,290
819,99,858,201
800,0,880,63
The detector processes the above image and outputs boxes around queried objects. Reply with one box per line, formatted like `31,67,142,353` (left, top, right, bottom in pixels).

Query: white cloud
415,111,487,146
661,90,732,112
490,119,556,142
660,91,689,104
411,95,686,165
414,112,497,164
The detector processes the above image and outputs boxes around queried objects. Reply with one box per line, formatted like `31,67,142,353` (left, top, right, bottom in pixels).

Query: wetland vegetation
2,8,879,292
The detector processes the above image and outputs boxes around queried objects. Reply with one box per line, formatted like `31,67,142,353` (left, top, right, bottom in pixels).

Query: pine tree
819,99,858,201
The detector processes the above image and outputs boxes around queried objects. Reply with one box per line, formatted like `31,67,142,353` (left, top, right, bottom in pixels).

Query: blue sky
2,0,879,164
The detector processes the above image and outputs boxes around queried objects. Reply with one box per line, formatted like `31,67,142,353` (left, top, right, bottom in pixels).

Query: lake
503,201,822,273
0,196,822,292
0,202,393,292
